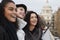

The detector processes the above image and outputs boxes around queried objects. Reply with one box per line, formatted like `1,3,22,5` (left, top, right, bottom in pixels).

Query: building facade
40,0,53,26
53,8,60,37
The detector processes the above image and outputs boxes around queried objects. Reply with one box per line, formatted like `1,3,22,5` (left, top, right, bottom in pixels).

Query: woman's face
16,7,25,19
4,2,17,22
30,13,37,26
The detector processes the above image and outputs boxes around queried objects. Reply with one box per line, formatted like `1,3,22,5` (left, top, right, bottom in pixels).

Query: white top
42,29,55,40
17,18,27,40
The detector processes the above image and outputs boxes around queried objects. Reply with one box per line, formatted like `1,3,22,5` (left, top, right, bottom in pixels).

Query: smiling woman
4,2,17,22
0,0,18,40
23,11,42,40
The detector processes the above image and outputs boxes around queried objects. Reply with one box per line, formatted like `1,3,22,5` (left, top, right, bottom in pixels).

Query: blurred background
0,0,60,40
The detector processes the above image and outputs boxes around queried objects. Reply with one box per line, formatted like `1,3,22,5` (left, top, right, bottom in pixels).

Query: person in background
42,27,55,40
40,19,55,40
16,4,27,40
23,11,42,40
0,0,18,40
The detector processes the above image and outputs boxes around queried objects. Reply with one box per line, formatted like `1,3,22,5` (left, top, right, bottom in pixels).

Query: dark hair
23,11,41,30
0,0,15,16
16,4,27,13
0,0,18,30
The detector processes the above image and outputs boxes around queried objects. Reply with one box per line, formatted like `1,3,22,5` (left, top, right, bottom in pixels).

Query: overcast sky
0,0,60,14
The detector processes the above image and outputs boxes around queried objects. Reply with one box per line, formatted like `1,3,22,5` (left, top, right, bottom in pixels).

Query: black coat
24,28,42,40
0,17,18,40
0,25,18,40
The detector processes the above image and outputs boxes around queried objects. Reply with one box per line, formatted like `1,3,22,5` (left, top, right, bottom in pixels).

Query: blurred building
53,8,60,37
40,0,53,25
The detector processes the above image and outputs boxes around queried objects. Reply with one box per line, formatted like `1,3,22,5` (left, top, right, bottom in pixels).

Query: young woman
16,4,27,19
23,11,42,40
16,4,27,40
0,0,18,40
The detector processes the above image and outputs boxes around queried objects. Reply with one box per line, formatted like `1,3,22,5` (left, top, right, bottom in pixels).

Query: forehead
31,13,36,16
5,2,16,8
17,7,25,9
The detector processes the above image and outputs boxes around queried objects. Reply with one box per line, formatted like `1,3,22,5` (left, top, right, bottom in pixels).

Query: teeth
11,15,16,18
32,21,37,23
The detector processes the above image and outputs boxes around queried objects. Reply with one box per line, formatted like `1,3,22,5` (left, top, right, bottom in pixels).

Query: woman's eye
31,17,33,19
20,9,23,11
9,7,14,11
9,8,13,11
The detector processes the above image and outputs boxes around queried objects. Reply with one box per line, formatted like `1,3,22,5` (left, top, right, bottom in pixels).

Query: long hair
0,0,18,30
0,0,18,40
0,0,15,17
23,11,42,30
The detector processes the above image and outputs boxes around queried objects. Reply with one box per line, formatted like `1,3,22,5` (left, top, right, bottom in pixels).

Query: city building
40,0,53,25
53,8,60,37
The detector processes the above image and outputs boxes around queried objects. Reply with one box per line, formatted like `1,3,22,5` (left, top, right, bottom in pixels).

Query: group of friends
0,0,55,40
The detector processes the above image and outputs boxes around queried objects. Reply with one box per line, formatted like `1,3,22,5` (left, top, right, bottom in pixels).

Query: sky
0,0,60,14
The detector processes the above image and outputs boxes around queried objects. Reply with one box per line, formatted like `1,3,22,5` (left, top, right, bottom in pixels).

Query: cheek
30,18,38,24
22,13,25,16
4,9,13,19
18,10,21,12
5,12,12,19
4,11,12,20
4,10,10,18
4,11,16,22
36,19,38,22
30,19,33,24
17,10,22,15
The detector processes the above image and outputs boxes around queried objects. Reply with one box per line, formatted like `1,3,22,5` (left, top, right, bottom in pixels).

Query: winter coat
42,29,55,40
24,28,42,40
17,18,27,40
0,18,18,40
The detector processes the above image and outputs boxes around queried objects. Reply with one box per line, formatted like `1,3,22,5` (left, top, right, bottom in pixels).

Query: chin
9,19,16,22
12,20,16,22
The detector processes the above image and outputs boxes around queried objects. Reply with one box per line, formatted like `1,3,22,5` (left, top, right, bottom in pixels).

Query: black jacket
24,28,42,40
0,24,18,40
0,25,18,40
0,17,18,40
0,26,9,40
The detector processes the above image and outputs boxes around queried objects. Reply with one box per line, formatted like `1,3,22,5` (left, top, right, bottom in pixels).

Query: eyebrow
9,7,14,9
9,7,16,10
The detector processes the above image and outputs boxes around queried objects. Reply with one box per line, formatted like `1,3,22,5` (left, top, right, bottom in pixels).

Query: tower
40,0,52,25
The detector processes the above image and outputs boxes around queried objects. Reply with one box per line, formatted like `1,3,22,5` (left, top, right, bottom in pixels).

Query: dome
42,0,52,11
